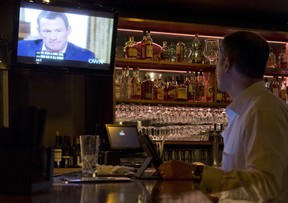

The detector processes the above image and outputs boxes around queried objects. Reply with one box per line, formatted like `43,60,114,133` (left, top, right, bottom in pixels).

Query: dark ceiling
1,0,288,33
81,0,288,31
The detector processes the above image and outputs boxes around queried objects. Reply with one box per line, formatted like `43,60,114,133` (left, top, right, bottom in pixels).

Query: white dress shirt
200,81,288,202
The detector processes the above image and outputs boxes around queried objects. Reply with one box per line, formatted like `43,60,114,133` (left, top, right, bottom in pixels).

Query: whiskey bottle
131,67,142,99
125,35,137,59
154,74,165,100
161,41,169,61
195,71,205,102
145,30,153,60
177,76,187,101
187,72,195,101
205,72,215,102
141,74,154,100
215,88,224,103
167,76,178,101
176,38,185,62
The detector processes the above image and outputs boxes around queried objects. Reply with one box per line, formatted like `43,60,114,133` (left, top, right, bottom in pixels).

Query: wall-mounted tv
12,0,118,75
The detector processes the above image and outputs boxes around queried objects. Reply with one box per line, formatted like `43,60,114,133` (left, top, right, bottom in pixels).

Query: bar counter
0,169,217,203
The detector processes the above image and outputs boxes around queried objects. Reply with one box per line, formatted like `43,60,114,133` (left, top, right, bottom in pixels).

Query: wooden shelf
115,58,215,72
116,58,288,76
265,68,288,76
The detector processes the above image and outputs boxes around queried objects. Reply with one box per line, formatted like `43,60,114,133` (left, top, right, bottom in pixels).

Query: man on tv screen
17,11,99,63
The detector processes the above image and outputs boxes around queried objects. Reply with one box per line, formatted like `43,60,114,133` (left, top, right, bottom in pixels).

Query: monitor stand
135,157,161,179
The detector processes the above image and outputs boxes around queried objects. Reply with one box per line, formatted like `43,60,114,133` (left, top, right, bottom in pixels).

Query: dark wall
1,0,287,147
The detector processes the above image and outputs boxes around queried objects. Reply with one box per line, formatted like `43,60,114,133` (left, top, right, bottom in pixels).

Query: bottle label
146,45,153,58
206,86,214,102
216,92,223,102
157,88,164,100
127,47,137,58
54,149,62,162
133,83,141,96
177,87,187,100
144,92,153,99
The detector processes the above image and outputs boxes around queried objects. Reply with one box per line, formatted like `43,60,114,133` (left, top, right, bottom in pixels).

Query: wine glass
203,39,220,64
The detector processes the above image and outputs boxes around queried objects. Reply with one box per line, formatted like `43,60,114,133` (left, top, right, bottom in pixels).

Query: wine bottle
53,131,62,168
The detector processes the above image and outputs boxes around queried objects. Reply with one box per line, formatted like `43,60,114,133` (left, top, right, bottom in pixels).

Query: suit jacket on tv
17,39,95,62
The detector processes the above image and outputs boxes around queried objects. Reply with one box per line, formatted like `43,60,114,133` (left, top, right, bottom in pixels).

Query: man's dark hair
221,31,269,79
37,11,69,28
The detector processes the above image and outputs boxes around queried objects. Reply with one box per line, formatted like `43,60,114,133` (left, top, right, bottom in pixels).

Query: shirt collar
41,42,68,53
226,81,266,116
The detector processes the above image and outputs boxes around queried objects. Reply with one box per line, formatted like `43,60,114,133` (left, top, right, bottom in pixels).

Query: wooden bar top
0,169,217,203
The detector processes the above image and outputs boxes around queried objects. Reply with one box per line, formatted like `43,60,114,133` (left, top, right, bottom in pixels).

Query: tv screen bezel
11,0,118,76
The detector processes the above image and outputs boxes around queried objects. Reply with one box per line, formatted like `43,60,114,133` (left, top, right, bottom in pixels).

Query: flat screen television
11,0,118,75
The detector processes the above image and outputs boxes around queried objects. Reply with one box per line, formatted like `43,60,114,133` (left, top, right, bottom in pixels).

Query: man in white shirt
158,31,288,202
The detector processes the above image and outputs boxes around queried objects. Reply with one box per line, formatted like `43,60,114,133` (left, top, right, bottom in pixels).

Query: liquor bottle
131,67,142,99
141,74,154,100
193,71,199,101
53,131,63,168
187,72,195,101
264,77,271,91
167,76,178,101
191,34,202,64
114,72,121,99
154,74,164,100
123,37,128,58
278,46,288,68
161,41,169,61
280,77,287,102
138,30,147,59
120,67,128,99
267,48,276,68
205,72,215,102
126,68,132,99
215,88,224,103
72,136,81,168
124,35,137,59
195,71,205,102
145,30,153,60
61,135,73,168
164,79,169,101
270,76,280,97
168,42,176,62
177,75,187,101
176,38,185,62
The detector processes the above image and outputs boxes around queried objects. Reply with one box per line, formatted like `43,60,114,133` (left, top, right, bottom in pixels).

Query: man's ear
224,56,231,73
67,26,72,35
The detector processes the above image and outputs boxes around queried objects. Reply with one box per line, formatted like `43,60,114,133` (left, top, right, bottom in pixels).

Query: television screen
12,0,118,75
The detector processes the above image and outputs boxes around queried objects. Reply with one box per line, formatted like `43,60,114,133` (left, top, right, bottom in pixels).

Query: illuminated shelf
115,98,228,107
265,68,288,76
115,58,215,72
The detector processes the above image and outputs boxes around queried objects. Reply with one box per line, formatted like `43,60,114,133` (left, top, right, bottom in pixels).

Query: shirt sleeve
199,109,288,202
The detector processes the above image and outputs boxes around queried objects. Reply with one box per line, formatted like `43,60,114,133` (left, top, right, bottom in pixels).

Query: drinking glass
203,39,220,64
80,135,100,177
